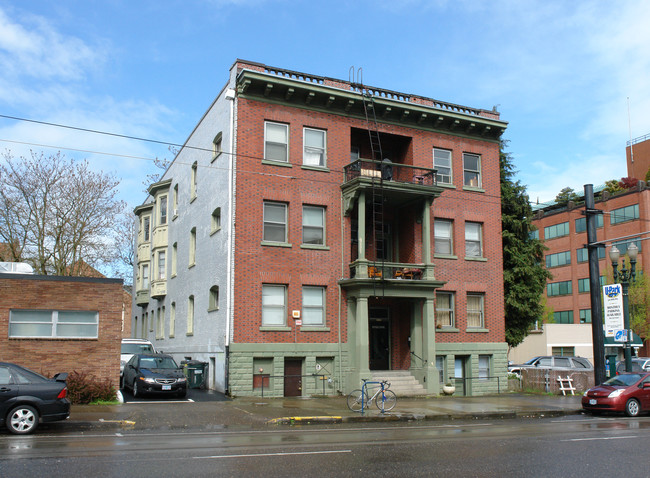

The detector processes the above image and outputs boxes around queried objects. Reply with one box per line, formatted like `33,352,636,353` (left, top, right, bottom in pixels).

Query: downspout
338,193,345,392
225,87,236,393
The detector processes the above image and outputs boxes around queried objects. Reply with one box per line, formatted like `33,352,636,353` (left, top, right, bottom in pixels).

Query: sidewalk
66,393,584,432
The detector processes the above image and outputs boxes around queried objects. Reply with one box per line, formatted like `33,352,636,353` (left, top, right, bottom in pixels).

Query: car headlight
583,390,588,397
608,389,624,398
177,377,187,383
140,377,156,384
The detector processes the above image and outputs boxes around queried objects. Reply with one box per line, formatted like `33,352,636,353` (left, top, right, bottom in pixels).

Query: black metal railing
410,351,427,367
344,159,437,186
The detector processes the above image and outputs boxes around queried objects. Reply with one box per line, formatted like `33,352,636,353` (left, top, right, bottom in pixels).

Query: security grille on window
463,153,481,187
9,310,99,338
467,293,484,328
434,219,453,255
302,286,325,326
433,148,452,184
302,205,325,245
465,222,483,257
262,285,286,326
435,291,454,327
263,202,287,243
265,122,289,162
303,128,326,167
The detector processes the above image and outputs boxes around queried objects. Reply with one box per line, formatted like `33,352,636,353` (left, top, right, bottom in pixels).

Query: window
9,310,98,338
434,219,453,255
575,215,603,233
171,242,177,277
302,286,325,326
142,264,149,290
143,216,151,241
580,309,592,323
212,132,223,160
436,356,446,385
463,153,481,188
553,310,573,324
552,347,575,357
209,286,219,311
467,293,484,328
577,247,605,263
156,307,162,339
142,312,147,338
190,162,197,200
263,202,287,243
170,302,176,337
302,205,325,245
578,276,605,293
435,291,454,328
478,355,490,380
465,222,483,258
612,240,642,255
529,229,539,240
172,184,178,216
262,284,286,326
545,251,571,268
433,148,452,184
211,207,221,234
159,195,167,225
189,227,196,266
265,122,289,162
544,222,570,240
303,128,326,167
187,296,194,335
611,204,639,225
547,280,572,296
157,251,166,280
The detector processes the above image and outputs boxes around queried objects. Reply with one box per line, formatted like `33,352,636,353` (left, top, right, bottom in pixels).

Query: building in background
133,60,508,397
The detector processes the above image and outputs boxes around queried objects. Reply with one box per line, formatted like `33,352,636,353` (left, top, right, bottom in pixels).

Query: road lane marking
195,450,352,459
562,435,638,442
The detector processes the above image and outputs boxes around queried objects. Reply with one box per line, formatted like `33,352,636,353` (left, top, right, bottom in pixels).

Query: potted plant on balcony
442,382,455,395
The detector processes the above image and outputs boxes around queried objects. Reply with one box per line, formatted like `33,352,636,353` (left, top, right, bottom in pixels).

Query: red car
582,372,650,417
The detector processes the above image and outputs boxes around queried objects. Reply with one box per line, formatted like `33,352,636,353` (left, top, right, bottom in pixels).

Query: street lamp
609,242,638,373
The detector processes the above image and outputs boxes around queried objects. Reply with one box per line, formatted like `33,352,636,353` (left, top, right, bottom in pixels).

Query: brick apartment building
0,273,124,384
511,134,650,366
133,60,509,397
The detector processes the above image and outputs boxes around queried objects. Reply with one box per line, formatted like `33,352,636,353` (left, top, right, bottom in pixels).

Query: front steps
370,371,427,397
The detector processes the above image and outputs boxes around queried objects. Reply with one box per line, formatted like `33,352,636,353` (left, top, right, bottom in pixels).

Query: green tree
501,143,552,347
555,186,579,205
628,269,650,340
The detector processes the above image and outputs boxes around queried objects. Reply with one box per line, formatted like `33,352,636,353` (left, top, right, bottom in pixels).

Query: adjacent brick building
0,273,124,385
133,60,509,397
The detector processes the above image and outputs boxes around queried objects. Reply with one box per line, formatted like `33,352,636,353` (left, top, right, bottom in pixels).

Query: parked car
120,338,156,378
582,372,650,416
122,354,187,398
517,356,593,371
0,362,70,435
615,358,650,374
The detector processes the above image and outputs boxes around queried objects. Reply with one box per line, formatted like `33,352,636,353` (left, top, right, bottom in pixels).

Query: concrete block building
133,60,509,397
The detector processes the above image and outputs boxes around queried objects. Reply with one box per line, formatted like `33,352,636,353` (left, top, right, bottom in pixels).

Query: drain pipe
337,193,345,393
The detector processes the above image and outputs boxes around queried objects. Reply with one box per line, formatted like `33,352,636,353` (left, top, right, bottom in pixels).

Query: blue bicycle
347,379,397,412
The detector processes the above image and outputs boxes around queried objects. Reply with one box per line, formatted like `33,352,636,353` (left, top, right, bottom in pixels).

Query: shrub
65,370,117,404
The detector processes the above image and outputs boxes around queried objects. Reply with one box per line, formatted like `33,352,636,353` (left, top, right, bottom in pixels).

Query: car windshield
604,374,643,387
524,357,540,365
139,357,178,369
122,343,154,354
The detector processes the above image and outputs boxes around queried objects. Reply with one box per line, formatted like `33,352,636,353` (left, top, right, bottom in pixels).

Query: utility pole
585,184,606,385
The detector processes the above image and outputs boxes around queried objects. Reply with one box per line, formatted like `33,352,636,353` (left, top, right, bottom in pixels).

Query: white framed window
159,195,168,225
435,291,454,328
142,263,149,290
211,207,221,234
478,355,490,380
172,184,178,217
187,295,194,335
170,302,176,338
463,153,481,188
143,216,151,241
465,222,483,258
262,284,286,326
433,148,452,184
189,227,196,266
303,128,326,167
434,219,453,255
190,161,198,200
302,286,325,326
209,286,219,311
302,205,325,245
157,251,166,280
467,293,485,328
263,202,287,243
212,132,223,160
9,310,99,338
171,242,177,277
156,307,162,339
265,122,289,163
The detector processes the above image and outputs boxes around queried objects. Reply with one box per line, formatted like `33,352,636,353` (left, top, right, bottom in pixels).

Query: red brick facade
0,274,124,385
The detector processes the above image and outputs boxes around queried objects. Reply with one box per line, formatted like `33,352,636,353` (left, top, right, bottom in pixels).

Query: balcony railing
344,159,437,186
349,261,428,281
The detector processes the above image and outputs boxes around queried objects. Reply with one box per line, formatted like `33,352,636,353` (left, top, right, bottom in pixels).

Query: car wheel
132,380,140,398
625,398,641,417
177,389,187,398
6,405,39,435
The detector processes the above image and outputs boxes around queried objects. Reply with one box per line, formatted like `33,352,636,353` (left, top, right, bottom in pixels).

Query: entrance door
369,317,390,370
284,359,303,397
455,356,469,396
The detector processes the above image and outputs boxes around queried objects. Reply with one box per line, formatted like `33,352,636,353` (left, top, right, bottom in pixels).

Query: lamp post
609,243,638,373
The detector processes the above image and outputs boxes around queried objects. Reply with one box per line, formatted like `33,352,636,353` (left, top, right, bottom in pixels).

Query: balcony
348,261,434,281
151,279,167,299
135,288,150,306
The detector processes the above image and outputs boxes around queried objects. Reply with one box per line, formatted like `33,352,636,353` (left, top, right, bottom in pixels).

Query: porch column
422,198,435,280
356,296,370,376
422,297,438,392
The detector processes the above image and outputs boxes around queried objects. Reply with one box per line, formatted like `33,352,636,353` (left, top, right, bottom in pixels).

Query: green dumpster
183,360,208,389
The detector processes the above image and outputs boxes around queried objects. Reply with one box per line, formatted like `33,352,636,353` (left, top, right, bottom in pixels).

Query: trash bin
182,360,208,389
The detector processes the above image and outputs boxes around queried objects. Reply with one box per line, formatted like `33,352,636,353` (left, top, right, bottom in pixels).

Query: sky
1,0,650,209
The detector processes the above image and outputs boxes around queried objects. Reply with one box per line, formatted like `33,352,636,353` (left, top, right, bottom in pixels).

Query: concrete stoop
370,371,427,397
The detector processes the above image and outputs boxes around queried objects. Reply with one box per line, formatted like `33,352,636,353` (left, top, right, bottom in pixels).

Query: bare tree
0,150,126,275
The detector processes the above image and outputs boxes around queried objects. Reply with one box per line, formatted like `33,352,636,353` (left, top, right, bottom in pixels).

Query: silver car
518,356,593,371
